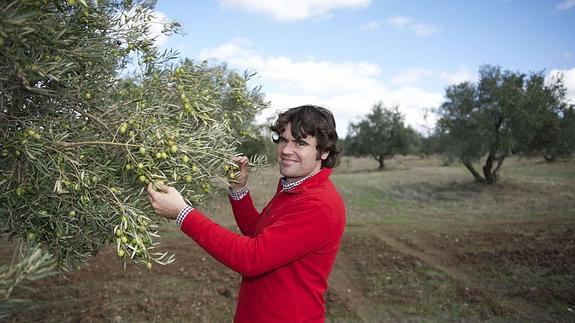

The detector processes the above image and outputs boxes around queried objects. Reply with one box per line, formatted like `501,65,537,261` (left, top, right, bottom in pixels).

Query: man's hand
147,183,188,219
230,155,249,191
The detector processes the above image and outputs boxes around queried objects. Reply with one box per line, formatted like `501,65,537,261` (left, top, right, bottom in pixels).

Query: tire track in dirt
329,250,382,322
366,225,548,320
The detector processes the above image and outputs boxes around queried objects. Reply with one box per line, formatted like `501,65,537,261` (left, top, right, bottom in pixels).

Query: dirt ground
3,158,575,322
4,218,574,322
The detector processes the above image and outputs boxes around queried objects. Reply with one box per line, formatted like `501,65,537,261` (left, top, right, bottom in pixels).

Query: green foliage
0,0,267,274
513,73,575,161
0,244,56,318
345,102,417,169
436,65,572,183
237,123,277,164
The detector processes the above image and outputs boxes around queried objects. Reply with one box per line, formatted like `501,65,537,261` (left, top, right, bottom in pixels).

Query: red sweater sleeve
229,192,259,237
180,201,333,277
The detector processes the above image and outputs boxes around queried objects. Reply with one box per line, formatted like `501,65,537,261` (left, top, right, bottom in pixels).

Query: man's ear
320,151,329,160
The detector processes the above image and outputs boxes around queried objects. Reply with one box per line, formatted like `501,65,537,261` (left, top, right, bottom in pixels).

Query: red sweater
180,167,346,322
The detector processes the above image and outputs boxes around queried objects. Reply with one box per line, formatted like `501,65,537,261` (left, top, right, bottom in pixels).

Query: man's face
276,123,328,182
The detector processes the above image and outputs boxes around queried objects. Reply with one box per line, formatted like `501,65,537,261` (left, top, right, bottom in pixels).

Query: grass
331,155,575,321
4,155,575,322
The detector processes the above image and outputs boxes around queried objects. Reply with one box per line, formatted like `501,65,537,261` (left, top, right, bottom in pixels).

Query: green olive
169,145,178,153
185,175,193,183
139,147,146,155
68,210,76,217
117,249,125,257
182,156,189,163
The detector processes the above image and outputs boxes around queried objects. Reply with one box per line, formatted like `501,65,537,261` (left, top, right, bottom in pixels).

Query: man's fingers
232,155,248,165
232,156,249,172
157,184,173,193
147,182,156,198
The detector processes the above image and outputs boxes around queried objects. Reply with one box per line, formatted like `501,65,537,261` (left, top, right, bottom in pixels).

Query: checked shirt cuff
176,205,194,227
228,186,249,201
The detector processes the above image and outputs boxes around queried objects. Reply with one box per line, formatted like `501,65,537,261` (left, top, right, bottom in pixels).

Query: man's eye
278,137,287,143
296,141,307,146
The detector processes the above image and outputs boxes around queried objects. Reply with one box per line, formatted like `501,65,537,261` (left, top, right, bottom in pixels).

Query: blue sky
153,0,575,136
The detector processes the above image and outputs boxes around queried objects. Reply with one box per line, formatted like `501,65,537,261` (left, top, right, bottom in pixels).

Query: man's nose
281,141,295,154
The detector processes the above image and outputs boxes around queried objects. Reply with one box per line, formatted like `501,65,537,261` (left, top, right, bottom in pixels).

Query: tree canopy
345,102,417,170
0,0,268,306
436,65,573,184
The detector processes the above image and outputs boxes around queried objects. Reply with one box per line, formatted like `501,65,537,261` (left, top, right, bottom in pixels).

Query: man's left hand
147,183,188,219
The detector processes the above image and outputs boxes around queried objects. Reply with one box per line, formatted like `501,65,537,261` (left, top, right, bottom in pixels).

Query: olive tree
436,65,571,183
513,73,575,161
346,102,417,170
0,0,268,305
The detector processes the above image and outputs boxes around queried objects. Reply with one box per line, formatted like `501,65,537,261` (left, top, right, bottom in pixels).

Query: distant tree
436,65,571,184
419,131,445,157
346,102,414,170
238,123,277,162
512,73,575,161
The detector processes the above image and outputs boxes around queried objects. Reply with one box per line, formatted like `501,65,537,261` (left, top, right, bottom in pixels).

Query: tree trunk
492,153,507,180
462,159,485,183
483,118,504,184
543,154,556,162
377,155,385,170
482,152,497,184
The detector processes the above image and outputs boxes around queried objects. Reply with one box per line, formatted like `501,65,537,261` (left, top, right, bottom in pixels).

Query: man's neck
281,168,322,191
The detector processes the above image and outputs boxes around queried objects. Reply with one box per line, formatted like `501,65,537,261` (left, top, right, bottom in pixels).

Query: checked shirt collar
280,169,321,192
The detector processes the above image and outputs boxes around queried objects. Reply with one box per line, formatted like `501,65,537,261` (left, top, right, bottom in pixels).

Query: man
147,105,346,322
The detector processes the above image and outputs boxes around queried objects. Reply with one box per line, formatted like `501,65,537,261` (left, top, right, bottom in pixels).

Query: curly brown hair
270,105,341,168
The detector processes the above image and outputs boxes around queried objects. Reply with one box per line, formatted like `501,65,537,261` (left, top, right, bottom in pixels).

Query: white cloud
360,20,380,31
548,68,575,103
392,68,434,84
386,15,438,36
386,15,412,27
199,38,253,58
412,23,439,36
218,0,370,21
392,66,475,88
199,39,446,136
148,10,170,47
557,0,575,10
115,9,171,48
200,39,382,95
439,65,475,84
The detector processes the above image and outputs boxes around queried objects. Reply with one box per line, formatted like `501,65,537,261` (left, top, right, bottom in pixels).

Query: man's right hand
230,155,249,191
